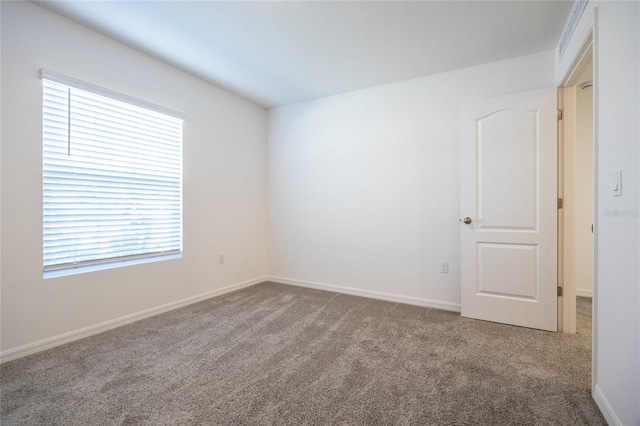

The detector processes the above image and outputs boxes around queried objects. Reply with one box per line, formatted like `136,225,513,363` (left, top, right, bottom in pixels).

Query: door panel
478,109,537,230
461,88,557,332
477,243,538,300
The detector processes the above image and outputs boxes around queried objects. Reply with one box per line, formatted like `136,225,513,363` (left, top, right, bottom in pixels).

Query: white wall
575,75,594,298
0,2,267,356
556,2,639,423
267,51,555,309
592,3,640,425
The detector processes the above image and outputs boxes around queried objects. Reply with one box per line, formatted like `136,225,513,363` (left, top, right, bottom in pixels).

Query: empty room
1,1,638,425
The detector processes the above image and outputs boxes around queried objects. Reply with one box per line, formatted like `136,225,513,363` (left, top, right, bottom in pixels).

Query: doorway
574,65,594,339
559,41,594,336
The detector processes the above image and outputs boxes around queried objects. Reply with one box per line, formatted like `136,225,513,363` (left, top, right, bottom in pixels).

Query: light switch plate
613,170,622,197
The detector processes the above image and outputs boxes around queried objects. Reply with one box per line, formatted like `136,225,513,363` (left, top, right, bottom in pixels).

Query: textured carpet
1,283,603,425
576,296,593,338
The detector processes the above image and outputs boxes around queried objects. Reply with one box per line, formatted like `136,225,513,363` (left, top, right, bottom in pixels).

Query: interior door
460,88,558,331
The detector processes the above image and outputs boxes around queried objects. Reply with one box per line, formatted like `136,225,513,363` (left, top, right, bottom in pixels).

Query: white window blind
42,75,183,275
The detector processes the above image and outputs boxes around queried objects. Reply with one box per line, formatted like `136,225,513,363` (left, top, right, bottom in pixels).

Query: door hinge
557,109,563,121
557,198,563,209
557,286,563,297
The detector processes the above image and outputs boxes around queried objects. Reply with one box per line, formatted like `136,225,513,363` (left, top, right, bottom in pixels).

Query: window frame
41,70,185,278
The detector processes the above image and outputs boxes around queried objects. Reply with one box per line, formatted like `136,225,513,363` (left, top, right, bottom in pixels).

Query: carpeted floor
1,283,603,425
576,296,593,338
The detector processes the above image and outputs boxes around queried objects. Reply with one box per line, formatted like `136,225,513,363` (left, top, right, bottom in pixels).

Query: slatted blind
42,76,183,274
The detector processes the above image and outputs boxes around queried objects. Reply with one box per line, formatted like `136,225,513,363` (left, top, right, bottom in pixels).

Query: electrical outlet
218,253,225,264
440,261,449,274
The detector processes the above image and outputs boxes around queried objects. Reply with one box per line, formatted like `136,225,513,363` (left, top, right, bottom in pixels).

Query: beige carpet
1,283,603,425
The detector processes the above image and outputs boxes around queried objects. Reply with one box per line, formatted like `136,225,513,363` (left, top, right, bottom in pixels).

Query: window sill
44,252,183,279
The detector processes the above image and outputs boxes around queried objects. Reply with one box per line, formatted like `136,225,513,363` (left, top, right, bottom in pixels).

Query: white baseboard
267,275,461,313
0,276,267,364
593,384,622,426
2,275,459,363
576,288,593,298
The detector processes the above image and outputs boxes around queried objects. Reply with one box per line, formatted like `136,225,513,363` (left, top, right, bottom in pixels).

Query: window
41,70,183,276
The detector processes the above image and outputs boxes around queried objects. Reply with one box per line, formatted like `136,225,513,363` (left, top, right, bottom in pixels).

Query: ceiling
37,1,574,108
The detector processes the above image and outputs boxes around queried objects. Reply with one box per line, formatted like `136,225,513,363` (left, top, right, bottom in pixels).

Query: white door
460,88,558,331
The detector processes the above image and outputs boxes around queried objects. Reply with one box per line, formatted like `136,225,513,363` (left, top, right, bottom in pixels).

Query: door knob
463,217,472,224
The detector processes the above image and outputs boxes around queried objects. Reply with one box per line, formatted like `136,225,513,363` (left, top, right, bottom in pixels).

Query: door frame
557,12,597,393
